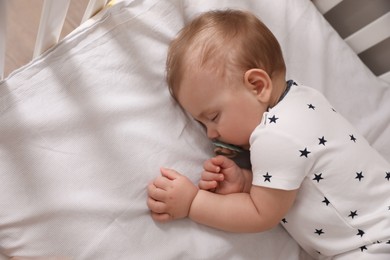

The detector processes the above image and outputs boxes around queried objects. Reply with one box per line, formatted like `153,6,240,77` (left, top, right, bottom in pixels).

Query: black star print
282,218,288,224
307,104,315,110
355,171,364,181
318,136,327,146
350,134,357,142
360,246,367,252
385,172,390,181
299,148,311,158
357,229,365,237
315,229,324,235
263,172,272,182
322,197,330,206
313,173,324,183
332,108,337,112
348,210,358,219
268,115,278,124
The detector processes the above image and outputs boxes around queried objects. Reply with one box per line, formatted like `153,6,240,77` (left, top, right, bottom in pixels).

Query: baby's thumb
160,167,180,180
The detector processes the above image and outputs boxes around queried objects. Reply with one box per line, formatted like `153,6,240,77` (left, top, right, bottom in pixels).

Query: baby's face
177,68,265,149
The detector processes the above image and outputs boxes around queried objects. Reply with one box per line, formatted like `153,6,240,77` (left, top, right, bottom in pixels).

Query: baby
147,9,390,259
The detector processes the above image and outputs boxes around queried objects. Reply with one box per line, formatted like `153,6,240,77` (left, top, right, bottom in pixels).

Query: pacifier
212,140,244,158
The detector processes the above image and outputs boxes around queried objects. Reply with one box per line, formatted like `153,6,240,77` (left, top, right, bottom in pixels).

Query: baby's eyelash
211,113,219,121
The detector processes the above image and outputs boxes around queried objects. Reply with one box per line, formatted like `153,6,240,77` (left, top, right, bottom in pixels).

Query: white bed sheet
0,0,389,259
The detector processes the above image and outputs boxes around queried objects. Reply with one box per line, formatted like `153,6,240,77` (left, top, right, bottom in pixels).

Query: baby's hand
199,155,246,195
198,157,224,191
147,168,198,222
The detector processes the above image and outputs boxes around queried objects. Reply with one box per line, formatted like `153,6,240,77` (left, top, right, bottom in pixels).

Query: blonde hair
166,9,286,98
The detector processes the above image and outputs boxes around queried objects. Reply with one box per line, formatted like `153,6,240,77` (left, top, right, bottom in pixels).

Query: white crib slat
81,0,108,24
345,12,390,54
0,0,7,80
33,0,71,58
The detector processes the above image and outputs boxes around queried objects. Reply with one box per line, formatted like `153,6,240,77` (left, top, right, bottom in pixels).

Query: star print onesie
250,81,390,259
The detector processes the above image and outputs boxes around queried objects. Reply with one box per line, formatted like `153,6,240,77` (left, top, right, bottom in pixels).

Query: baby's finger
147,197,167,214
198,179,218,191
151,212,172,222
203,159,221,173
160,167,181,180
212,155,235,169
147,183,167,201
201,171,224,182
153,175,172,190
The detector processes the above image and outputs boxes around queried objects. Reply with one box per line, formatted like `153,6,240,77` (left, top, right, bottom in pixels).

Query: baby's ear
244,69,273,103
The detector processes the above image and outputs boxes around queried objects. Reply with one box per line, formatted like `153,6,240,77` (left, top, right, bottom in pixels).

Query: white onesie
250,82,390,259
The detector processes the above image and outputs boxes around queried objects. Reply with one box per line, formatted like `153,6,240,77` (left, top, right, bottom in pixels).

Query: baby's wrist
187,186,199,218
188,188,206,220
241,169,253,193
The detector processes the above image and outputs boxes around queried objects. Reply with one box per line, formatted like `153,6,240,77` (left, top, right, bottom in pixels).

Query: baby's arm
148,168,297,232
189,186,297,232
199,156,252,194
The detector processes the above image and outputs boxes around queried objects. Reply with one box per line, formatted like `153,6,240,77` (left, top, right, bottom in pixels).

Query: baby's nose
207,128,219,139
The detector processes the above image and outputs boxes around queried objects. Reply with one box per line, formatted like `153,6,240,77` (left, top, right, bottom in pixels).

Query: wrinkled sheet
1,0,389,259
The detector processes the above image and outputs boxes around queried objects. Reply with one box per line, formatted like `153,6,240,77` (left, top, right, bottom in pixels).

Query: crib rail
33,0,72,58
312,0,390,83
82,0,109,24
0,0,109,80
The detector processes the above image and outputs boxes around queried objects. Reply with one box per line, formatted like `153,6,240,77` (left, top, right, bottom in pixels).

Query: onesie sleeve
250,127,314,190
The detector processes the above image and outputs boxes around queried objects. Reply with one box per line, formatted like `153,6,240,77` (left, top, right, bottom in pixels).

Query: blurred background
4,0,89,77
